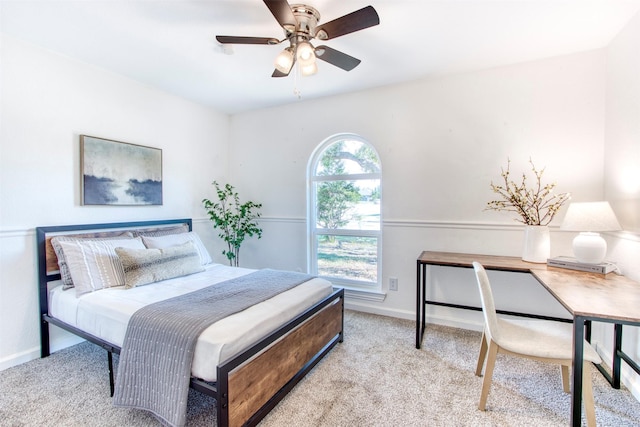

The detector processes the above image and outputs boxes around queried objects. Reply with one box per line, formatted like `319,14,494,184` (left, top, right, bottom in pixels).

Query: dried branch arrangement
486,158,570,226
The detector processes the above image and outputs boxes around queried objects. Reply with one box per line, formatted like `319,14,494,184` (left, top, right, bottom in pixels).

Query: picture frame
80,135,163,206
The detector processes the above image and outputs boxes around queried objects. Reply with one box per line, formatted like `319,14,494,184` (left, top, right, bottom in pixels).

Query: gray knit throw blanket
113,269,313,427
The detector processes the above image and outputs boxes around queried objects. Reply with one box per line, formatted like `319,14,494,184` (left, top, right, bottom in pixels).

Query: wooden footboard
217,288,344,427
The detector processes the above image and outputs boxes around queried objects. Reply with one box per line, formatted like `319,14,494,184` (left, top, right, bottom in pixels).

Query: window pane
315,140,380,176
316,235,378,283
315,179,380,230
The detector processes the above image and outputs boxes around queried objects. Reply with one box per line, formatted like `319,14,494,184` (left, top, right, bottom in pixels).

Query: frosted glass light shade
296,41,315,65
300,61,318,76
561,202,621,264
274,48,294,74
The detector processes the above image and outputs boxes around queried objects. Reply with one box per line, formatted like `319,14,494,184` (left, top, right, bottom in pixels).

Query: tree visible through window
308,134,381,287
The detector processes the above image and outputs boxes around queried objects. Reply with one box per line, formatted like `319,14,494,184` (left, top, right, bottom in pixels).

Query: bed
36,218,344,427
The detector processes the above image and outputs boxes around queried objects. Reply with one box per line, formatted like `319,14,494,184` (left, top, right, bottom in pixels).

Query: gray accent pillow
132,224,189,237
115,241,205,289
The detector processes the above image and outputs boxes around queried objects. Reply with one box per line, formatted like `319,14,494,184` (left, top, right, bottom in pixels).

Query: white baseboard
0,335,85,372
50,334,85,353
344,301,484,332
0,348,41,371
344,301,414,321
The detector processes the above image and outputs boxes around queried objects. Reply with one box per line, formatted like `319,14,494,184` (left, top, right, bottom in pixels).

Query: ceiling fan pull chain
293,63,302,98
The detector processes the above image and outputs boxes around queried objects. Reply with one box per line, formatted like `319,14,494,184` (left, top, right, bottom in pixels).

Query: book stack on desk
547,256,617,274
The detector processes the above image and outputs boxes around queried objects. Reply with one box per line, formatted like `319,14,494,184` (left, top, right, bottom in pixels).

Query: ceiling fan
216,0,380,77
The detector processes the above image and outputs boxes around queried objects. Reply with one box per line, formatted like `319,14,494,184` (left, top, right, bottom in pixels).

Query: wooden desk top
418,251,640,324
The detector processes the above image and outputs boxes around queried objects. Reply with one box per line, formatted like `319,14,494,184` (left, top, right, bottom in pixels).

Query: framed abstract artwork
80,135,163,206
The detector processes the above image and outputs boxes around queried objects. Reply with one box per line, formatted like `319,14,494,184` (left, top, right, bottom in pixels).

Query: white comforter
49,263,333,381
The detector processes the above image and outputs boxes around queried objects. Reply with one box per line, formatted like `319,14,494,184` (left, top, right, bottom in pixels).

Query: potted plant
485,158,570,262
202,181,262,266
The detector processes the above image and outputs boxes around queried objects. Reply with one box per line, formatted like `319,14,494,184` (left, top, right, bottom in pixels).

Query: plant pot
522,225,550,263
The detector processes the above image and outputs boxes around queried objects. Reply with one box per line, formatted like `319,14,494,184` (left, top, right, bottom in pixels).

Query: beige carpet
1,310,639,426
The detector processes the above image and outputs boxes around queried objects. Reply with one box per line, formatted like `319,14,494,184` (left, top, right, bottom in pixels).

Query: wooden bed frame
36,218,344,427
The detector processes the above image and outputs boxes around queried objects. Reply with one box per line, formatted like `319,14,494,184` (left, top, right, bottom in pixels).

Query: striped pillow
58,237,146,296
51,232,134,290
115,241,204,288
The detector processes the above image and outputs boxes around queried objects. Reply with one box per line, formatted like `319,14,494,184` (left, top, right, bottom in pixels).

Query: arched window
307,134,381,289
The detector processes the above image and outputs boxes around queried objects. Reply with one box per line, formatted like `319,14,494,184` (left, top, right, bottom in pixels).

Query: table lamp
560,201,621,264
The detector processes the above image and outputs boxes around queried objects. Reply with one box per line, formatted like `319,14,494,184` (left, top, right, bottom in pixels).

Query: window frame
307,133,382,290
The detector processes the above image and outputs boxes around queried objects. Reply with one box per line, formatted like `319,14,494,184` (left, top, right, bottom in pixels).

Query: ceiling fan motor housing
289,4,320,38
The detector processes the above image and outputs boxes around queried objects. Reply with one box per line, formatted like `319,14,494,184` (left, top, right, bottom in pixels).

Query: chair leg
582,365,597,427
475,331,488,377
561,365,570,393
478,340,499,411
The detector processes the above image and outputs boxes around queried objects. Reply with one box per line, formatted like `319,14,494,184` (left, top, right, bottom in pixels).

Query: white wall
0,35,230,369
228,44,640,398
228,49,606,316
601,10,640,400
605,11,640,235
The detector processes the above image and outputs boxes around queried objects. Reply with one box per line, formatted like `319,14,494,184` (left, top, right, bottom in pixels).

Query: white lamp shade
560,201,621,232
561,201,621,264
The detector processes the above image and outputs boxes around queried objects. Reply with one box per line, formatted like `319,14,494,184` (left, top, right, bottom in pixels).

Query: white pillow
141,231,212,265
58,237,146,296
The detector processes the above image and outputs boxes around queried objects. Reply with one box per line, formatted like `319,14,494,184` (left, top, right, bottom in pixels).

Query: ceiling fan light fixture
300,61,318,76
274,47,294,74
296,41,315,64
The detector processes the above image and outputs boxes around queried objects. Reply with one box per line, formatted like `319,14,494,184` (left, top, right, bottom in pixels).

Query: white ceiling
2,0,640,114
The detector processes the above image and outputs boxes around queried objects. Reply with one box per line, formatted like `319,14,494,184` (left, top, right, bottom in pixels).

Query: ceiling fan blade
315,6,379,40
315,45,361,71
216,36,279,45
264,0,297,31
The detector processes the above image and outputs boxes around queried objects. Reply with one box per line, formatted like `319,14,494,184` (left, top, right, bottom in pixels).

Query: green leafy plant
486,158,570,226
202,181,262,266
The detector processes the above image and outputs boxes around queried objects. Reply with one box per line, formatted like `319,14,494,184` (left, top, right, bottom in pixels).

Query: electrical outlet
389,277,398,291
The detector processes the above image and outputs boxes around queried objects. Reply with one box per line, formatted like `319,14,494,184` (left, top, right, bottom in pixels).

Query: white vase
522,225,550,263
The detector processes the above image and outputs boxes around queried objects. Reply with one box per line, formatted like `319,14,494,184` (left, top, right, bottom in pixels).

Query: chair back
472,262,500,342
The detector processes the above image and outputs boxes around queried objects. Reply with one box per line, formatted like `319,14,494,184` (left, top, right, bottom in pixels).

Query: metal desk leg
587,321,624,389
421,264,426,343
572,316,586,427
613,323,623,389
416,260,422,349
415,261,427,349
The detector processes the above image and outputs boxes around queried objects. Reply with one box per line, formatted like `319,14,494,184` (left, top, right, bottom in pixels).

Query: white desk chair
472,262,602,427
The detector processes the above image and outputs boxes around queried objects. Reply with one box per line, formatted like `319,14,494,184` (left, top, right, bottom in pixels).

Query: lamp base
572,232,607,264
